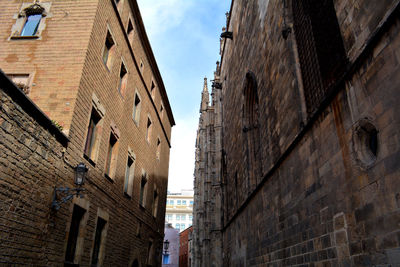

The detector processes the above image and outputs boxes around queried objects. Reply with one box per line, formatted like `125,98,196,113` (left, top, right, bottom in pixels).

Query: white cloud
137,0,194,38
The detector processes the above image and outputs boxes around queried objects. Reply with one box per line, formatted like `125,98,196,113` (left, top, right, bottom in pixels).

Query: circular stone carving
352,119,379,169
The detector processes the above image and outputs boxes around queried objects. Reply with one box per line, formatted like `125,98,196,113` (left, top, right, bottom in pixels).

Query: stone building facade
193,77,223,267
165,189,194,232
193,0,400,266
0,0,174,266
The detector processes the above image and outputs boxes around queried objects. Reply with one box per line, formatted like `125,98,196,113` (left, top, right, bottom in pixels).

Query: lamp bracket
51,186,86,210
212,82,222,89
220,31,233,40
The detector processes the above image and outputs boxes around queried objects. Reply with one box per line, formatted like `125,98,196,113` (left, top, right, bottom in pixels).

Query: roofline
129,0,175,126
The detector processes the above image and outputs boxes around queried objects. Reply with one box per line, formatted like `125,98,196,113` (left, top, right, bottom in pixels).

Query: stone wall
194,0,400,266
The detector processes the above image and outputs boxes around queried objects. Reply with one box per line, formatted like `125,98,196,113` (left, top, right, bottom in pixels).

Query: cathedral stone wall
193,0,400,266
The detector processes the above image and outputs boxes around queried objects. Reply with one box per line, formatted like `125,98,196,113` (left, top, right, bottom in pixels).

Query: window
140,60,144,73
147,240,154,265
181,223,185,229
65,205,86,265
170,200,174,205
190,201,193,206
21,14,42,36
189,215,193,220
10,3,49,40
139,172,148,207
123,155,135,196
114,0,123,11
176,223,180,229
132,93,141,124
189,223,192,227
242,72,261,189
176,215,180,221
182,200,187,205
91,217,107,266
7,74,31,94
292,0,346,114
167,214,172,221
105,132,118,179
177,200,181,205
127,19,134,45
146,117,152,143
150,81,156,99
84,108,102,162
160,103,164,119
181,215,186,220
118,61,128,97
156,138,161,160
103,30,115,70
163,254,170,264
152,188,158,217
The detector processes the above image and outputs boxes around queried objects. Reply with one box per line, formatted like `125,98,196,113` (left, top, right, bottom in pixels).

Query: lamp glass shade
74,163,87,186
164,240,170,251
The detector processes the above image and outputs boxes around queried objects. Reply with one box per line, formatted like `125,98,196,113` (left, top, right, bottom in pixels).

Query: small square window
7,74,31,94
105,132,118,179
160,103,164,119
140,60,144,73
127,19,134,45
84,108,102,162
118,61,128,96
146,117,152,143
177,200,181,205
152,189,158,217
150,81,155,99
156,138,161,160
103,30,115,70
139,172,148,207
182,200,187,205
123,156,135,196
133,93,141,124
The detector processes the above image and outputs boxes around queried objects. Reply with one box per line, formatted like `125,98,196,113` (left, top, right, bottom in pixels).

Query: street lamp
163,239,170,254
51,163,88,210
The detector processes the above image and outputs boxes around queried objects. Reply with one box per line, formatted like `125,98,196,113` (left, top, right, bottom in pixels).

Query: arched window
292,0,347,114
243,72,258,132
242,72,261,190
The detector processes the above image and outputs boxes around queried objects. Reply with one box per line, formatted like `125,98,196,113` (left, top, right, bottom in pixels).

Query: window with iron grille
292,0,347,114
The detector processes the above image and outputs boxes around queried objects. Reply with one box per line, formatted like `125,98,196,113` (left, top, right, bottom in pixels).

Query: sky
136,0,231,193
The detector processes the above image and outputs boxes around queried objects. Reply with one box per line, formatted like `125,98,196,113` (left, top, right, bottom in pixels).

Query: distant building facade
165,189,194,232
162,224,180,267
193,0,400,266
0,0,174,266
179,226,193,267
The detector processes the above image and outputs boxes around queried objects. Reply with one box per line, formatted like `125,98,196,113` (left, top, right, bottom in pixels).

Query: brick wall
0,0,174,266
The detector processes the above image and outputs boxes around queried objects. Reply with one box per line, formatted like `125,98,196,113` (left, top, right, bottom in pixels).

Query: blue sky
137,0,231,192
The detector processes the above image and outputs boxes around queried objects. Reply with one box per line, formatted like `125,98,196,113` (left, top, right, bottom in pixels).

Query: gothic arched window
242,72,261,190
